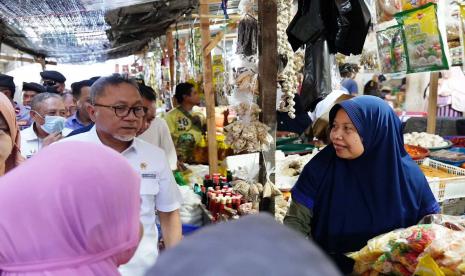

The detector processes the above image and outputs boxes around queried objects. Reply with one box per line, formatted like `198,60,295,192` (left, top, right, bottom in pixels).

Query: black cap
71,80,93,97
40,70,66,83
45,86,59,94
89,76,100,84
0,74,15,93
134,78,145,86
22,82,46,93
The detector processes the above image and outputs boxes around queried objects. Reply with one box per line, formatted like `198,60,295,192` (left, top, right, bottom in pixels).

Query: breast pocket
140,171,160,195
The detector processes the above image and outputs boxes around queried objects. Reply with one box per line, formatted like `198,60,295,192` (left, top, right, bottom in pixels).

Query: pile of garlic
224,103,273,153
404,132,449,148
277,0,298,119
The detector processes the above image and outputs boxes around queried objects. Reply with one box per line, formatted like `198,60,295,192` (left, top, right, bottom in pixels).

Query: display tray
427,140,453,151
276,136,299,146
429,148,465,167
405,144,430,160
276,144,314,155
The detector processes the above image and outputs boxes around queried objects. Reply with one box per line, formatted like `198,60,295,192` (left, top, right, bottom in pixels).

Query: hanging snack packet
376,0,402,23
395,3,449,73
401,0,437,11
377,25,407,73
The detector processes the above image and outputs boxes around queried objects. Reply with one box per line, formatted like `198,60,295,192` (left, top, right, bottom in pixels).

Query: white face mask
41,115,66,134
33,110,66,134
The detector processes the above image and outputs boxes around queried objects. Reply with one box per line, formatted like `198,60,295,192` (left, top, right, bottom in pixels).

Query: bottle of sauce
193,135,208,164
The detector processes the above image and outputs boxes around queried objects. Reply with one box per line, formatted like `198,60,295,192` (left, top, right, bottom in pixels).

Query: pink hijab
0,141,141,275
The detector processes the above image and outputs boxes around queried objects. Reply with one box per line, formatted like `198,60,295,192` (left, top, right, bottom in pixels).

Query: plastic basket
415,158,465,203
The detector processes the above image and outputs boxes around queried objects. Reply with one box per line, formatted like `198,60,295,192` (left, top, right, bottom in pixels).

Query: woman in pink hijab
0,141,141,275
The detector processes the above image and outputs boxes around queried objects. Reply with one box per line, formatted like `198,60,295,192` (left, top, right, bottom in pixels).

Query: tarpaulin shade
0,0,197,63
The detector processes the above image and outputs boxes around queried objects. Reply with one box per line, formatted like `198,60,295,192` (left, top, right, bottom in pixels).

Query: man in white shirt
21,92,69,158
64,74,182,276
137,83,177,170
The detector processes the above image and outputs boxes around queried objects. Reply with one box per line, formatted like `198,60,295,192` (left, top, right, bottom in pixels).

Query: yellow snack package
415,254,445,276
395,3,449,73
401,0,437,11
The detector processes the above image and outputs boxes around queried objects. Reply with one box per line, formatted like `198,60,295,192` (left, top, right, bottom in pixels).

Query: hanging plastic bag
376,0,402,23
401,0,437,11
395,3,449,73
376,25,407,73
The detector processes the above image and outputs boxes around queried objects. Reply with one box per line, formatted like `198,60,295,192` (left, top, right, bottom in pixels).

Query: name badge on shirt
141,172,157,179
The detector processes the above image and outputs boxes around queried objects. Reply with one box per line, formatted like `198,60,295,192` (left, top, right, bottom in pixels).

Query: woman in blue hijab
284,96,439,274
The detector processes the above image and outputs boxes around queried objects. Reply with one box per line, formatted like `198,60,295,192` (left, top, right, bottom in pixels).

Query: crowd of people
0,71,214,274
0,69,440,275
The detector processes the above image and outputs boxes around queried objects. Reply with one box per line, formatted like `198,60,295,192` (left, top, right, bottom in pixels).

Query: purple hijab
0,141,141,275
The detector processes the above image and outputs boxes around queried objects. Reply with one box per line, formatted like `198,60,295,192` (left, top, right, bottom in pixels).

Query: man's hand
43,132,62,147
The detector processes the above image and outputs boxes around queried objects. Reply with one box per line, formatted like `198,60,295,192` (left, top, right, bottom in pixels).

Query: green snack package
377,25,407,73
395,3,449,73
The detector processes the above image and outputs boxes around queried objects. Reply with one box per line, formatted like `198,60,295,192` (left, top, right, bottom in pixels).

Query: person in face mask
20,92,68,159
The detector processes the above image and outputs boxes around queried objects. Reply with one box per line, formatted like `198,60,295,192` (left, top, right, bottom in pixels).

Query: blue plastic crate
157,224,201,239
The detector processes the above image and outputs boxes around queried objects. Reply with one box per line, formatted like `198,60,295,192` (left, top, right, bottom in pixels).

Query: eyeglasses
93,103,147,118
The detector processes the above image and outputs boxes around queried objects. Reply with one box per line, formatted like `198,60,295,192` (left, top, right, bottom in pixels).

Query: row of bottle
192,172,243,221
193,134,234,165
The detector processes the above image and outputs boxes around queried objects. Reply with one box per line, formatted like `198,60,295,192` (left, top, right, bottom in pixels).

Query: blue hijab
291,96,439,272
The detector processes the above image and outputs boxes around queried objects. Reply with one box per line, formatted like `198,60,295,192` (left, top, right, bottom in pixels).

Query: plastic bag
376,25,407,73
349,224,449,275
395,3,449,73
419,230,465,275
419,214,465,231
401,0,437,11
376,0,402,23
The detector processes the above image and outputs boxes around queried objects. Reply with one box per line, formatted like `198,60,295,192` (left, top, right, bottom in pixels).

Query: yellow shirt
165,107,204,148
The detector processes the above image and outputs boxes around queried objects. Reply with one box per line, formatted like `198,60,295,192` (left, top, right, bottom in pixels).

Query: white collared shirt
20,124,73,159
64,126,182,276
138,118,178,170
20,124,42,159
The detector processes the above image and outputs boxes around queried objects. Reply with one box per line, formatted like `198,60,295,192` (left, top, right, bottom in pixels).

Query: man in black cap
22,82,46,107
0,73,32,130
40,70,66,94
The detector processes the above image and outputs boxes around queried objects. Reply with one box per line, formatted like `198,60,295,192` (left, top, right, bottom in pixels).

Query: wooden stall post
258,0,277,184
199,0,219,174
166,30,175,92
427,72,439,134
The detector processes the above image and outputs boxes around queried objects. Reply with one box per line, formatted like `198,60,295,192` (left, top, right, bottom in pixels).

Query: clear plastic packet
376,0,402,23
376,25,407,73
419,214,465,231
418,230,465,275
349,224,450,275
395,3,449,73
